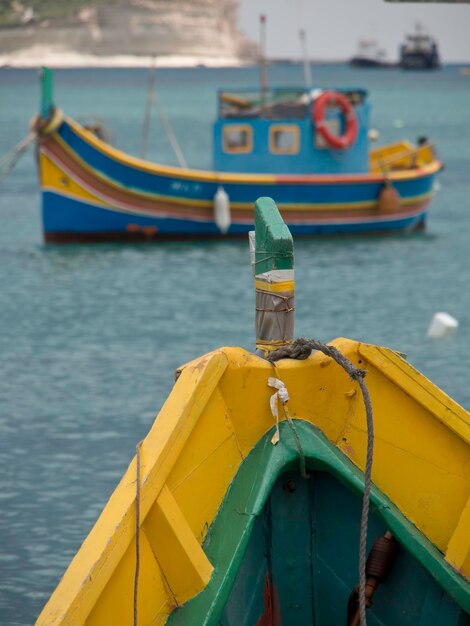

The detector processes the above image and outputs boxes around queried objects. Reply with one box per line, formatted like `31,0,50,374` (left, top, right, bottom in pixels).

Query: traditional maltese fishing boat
36,198,469,625
34,68,442,243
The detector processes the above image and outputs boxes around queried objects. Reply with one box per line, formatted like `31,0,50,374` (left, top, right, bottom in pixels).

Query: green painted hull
168,421,470,625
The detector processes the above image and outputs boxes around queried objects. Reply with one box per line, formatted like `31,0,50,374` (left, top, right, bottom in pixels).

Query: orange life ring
313,91,358,150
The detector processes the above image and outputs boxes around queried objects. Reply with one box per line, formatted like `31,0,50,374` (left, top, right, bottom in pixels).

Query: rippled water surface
1,64,470,625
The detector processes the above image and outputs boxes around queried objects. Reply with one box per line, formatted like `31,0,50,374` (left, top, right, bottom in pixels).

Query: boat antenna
141,57,156,159
299,29,313,90
259,14,268,115
141,58,188,168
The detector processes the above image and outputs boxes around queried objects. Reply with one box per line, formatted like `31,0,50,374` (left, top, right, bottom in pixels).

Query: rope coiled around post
268,338,374,626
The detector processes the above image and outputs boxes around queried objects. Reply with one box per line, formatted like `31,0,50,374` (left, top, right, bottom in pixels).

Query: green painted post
40,66,54,119
250,197,294,355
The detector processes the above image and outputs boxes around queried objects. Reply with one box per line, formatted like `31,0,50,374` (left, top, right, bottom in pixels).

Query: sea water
1,64,469,625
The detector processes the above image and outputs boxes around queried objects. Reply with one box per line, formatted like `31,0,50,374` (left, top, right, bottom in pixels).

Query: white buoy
368,129,379,141
427,312,459,339
213,186,231,234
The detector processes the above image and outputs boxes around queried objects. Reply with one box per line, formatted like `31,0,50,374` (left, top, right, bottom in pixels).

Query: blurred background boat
350,39,397,68
34,67,442,242
399,24,440,70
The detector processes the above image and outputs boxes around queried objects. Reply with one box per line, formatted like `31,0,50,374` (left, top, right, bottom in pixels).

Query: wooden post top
252,197,295,354
254,197,294,276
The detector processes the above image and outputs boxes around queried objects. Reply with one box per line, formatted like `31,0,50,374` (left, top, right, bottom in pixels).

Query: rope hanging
134,441,143,626
0,131,36,184
1,107,64,186
268,338,374,626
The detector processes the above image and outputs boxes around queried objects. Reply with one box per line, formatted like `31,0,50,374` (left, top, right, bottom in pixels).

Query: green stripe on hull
168,421,470,625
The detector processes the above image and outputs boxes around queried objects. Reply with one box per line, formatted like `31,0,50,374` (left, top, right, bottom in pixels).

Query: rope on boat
267,338,374,626
268,377,308,479
134,441,143,626
0,130,36,184
0,107,64,185
141,60,188,168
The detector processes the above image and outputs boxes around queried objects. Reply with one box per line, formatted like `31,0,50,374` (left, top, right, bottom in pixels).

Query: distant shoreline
0,47,253,69
1,48,468,69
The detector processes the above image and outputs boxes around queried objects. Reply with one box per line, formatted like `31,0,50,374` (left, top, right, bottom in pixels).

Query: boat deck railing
218,87,368,120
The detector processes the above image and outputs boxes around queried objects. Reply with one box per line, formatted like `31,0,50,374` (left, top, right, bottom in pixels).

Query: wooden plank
145,485,213,605
446,496,470,574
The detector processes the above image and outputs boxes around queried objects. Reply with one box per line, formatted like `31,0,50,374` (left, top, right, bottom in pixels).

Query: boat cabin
213,87,371,175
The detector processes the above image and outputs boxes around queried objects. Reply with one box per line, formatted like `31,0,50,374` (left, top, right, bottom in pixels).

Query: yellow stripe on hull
41,143,436,217
58,117,442,196
35,339,470,626
40,151,108,207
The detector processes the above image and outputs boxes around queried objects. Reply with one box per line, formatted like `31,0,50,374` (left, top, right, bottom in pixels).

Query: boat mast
250,197,294,356
259,14,268,115
141,59,188,168
299,29,313,90
141,58,156,159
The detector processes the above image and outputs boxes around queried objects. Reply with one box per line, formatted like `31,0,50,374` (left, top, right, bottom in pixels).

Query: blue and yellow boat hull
38,117,442,242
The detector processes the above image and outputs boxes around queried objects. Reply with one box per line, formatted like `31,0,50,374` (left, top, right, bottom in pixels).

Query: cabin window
223,125,252,154
269,125,300,154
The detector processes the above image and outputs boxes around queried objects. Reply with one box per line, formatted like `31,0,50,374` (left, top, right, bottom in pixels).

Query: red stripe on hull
41,137,432,226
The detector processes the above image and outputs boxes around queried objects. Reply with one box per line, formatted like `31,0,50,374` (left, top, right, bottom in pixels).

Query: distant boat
399,24,440,70
350,39,396,68
33,68,442,243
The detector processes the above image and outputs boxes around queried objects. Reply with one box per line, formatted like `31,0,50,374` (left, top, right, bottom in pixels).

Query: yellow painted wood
39,151,109,206
86,531,171,626
359,343,470,443
370,140,437,172
254,279,295,293
165,386,237,496
145,485,213,605
343,342,468,552
446,497,470,575
35,350,228,626
171,434,243,543
36,340,470,625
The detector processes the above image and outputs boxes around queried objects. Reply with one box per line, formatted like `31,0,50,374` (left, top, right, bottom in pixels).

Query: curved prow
40,66,54,119
34,200,469,625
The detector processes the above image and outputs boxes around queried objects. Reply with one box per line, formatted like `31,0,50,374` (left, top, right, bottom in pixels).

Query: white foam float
427,312,459,339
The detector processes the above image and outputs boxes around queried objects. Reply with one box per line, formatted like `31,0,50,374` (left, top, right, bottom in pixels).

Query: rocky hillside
0,0,256,62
